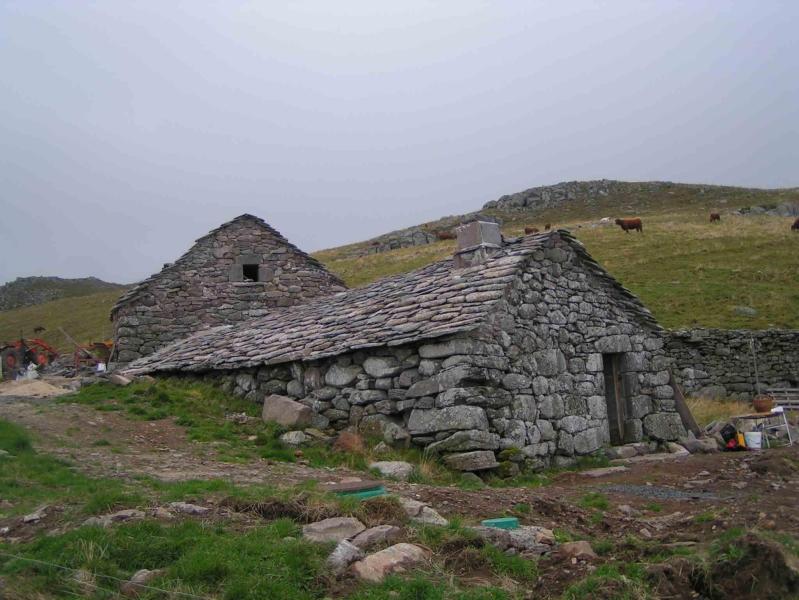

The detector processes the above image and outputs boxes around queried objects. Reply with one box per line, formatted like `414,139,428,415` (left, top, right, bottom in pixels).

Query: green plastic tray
481,517,519,530
336,486,387,500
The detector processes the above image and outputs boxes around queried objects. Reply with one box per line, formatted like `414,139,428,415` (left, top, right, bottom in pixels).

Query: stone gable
111,214,346,363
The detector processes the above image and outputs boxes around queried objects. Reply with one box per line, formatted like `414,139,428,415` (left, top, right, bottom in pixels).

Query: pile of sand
0,379,72,398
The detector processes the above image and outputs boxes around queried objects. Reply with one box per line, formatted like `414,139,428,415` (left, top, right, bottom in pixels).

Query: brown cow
435,230,456,240
710,213,721,223
615,218,643,233
524,226,540,234
792,217,799,231
544,223,551,230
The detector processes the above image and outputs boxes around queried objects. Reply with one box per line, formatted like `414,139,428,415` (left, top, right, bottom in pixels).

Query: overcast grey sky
1,1,797,285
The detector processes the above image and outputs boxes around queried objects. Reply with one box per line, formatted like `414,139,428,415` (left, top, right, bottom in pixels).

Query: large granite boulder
262,395,313,428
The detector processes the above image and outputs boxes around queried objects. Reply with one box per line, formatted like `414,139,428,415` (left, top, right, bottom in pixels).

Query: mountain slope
0,276,127,312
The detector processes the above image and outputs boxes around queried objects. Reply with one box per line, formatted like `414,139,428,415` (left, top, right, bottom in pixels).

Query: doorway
603,353,626,445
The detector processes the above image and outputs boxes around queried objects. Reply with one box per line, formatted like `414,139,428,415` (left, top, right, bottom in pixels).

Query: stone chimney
453,221,503,268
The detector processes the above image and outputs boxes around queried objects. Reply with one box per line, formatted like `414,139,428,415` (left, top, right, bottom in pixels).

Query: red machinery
0,338,59,380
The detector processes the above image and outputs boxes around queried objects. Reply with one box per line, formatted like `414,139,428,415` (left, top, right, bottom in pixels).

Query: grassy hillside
0,289,123,353
316,206,799,330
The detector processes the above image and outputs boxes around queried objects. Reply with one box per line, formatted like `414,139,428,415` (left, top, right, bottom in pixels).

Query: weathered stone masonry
111,215,346,364
667,329,799,400
126,227,686,468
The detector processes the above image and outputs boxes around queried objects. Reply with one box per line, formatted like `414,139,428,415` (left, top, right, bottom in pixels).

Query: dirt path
0,395,351,487
3,393,798,541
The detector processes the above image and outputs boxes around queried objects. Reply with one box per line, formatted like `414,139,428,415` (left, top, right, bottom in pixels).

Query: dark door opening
603,353,626,445
242,264,259,282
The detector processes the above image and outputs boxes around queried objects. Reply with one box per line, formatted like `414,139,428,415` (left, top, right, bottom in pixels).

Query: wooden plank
669,370,701,436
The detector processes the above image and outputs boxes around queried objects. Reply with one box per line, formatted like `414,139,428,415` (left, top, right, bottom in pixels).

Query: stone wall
182,237,684,470
112,216,346,363
666,329,799,400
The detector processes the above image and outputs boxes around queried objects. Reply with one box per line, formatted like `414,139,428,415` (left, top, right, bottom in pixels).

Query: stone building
111,214,346,364
125,221,687,468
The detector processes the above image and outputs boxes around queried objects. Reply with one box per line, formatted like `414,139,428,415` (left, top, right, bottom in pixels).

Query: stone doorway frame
602,353,627,445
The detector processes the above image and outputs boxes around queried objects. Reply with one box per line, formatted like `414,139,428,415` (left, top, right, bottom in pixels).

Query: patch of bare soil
0,396,354,487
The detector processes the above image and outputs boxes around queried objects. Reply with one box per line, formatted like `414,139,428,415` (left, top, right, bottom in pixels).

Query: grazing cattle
792,217,799,231
710,213,721,223
435,230,456,240
615,218,643,233
524,226,540,234
544,223,551,230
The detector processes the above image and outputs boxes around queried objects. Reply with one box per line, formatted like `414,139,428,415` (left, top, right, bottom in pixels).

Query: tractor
0,338,59,380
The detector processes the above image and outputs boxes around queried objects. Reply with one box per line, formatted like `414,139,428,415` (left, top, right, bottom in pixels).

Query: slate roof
111,214,343,317
124,230,659,374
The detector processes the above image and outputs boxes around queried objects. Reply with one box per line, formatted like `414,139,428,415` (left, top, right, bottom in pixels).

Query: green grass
0,420,143,518
578,492,610,511
561,564,653,599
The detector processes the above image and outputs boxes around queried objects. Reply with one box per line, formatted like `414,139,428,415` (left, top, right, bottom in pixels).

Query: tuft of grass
562,563,652,599
480,544,538,582
578,492,610,511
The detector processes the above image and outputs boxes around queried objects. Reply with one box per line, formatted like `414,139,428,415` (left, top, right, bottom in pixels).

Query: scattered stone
398,498,448,526
558,541,597,561
579,466,628,478
618,504,641,517
443,450,499,471
326,540,365,575
0,449,12,458
666,442,690,456
682,438,719,454
304,428,332,442
302,517,366,543
120,569,165,597
605,446,637,460
149,507,173,519
350,525,404,550
168,502,210,516
22,505,48,524
640,528,653,539
369,461,414,481
84,509,145,528
733,306,758,317
279,431,307,447
351,543,429,582
225,412,251,424
108,373,132,386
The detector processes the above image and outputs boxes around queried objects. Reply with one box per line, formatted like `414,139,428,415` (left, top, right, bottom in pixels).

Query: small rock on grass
326,540,365,574
350,525,404,550
398,498,448,526
120,569,165,597
369,461,414,481
84,509,145,528
279,431,307,447
558,541,597,561
22,505,48,524
302,517,366,543
351,543,429,582
168,502,210,516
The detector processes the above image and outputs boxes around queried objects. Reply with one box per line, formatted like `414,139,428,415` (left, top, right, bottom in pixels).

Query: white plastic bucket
744,431,762,449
